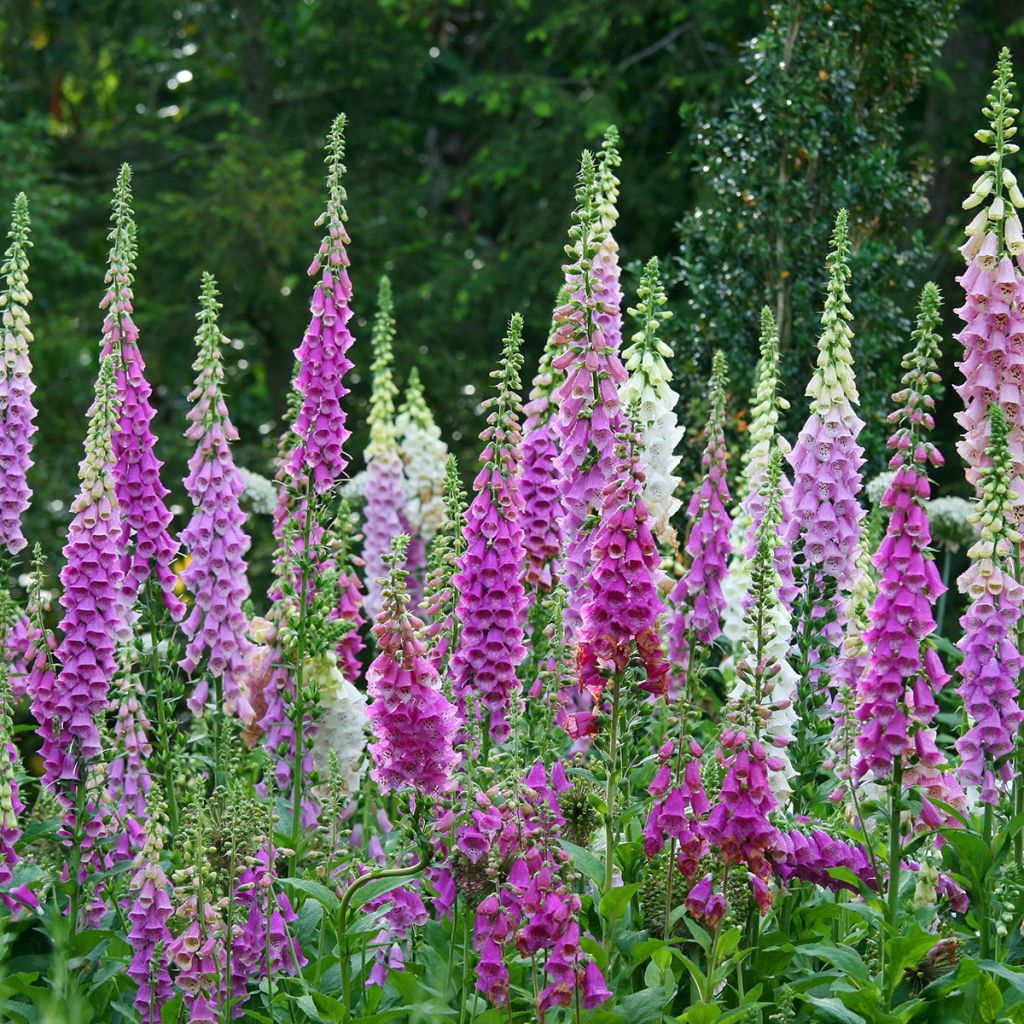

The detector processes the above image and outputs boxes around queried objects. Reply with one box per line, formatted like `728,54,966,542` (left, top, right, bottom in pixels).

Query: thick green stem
886,761,903,932
289,476,315,869
602,673,624,954
337,848,431,1020
146,586,180,836
980,803,994,959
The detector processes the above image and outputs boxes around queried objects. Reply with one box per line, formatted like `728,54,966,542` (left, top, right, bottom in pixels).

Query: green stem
289,476,315,870
980,803,994,959
337,848,431,1021
886,760,903,931
700,867,729,1004
935,547,952,637
604,674,623,898
146,586,180,836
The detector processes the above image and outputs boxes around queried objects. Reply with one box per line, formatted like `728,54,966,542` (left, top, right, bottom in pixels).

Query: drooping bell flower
955,50,1024,520
107,658,154,818
179,273,254,719
288,114,356,495
126,788,173,1023
620,256,685,547
784,209,865,682
48,357,124,790
362,276,407,621
825,545,876,793
668,352,731,679
723,308,794,644
0,193,36,557
450,315,528,744
703,728,781,914
550,148,629,640
730,450,799,804
367,534,459,795
0,657,30,914
574,418,668,725
855,283,948,783
956,404,1024,803
396,366,448,603
520,297,567,592
100,166,182,618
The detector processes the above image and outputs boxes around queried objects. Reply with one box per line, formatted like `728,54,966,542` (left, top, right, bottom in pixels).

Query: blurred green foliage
0,0,1021,588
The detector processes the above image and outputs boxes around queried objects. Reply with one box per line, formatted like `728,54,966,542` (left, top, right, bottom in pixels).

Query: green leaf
162,994,183,1023
979,974,1002,1024
797,942,870,984
885,929,942,995
558,839,606,889
801,995,867,1024
278,877,341,912
599,883,639,924
349,876,418,913
678,1005,721,1024
618,987,672,1024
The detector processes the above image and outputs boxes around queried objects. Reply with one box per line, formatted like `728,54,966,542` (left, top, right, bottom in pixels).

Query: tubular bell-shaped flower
450,315,528,744
956,403,1024,803
179,273,254,719
0,650,28,911
668,352,732,676
127,788,173,1022
575,418,668,723
288,114,356,494
100,165,182,618
956,49,1024,518
732,448,800,804
520,297,567,592
723,308,794,644
367,534,459,794
855,283,948,782
550,149,628,639
362,276,406,621
620,257,684,547
785,209,865,680
0,194,36,556
49,358,124,789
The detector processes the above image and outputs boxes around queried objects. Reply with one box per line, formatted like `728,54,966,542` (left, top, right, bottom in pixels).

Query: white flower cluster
927,495,976,552
340,469,368,502
237,466,278,516
720,520,750,647
396,368,448,542
732,592,799,805
962,53,1024,255
309,650,368,795
620,258,683,546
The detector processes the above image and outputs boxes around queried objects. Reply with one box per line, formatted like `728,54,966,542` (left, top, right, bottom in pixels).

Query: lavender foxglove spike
179,273,255,719
100,165,183,617
855,284,949,785
450,315,528,744
955,51,1024,522
0,194,37,556
288,114,356,493
363,276,406,621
